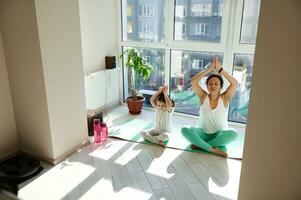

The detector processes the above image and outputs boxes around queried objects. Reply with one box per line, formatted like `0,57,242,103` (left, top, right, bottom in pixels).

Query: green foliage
120,49,154,98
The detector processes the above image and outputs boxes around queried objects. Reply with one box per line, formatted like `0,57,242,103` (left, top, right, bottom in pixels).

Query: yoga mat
109,116,244,159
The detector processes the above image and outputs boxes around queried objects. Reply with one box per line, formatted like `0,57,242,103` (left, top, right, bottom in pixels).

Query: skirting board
20,137,90,166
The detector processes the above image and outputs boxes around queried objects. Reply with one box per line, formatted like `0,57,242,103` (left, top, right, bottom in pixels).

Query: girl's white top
155,108,172,132
200,95,228,134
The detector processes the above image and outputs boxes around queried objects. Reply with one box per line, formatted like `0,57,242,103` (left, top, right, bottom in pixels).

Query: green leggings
181,127,238,152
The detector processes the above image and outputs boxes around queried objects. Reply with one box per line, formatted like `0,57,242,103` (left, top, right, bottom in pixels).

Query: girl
141,86,174,147
181,55,238,157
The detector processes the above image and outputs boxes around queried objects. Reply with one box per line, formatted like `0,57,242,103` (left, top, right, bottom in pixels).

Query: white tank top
155,109,172,132
200,95,228,134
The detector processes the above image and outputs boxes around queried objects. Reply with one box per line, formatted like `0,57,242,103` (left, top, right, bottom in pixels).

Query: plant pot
126,96,145,114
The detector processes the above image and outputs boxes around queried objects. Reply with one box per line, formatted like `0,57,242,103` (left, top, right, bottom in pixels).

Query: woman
181,55,238,157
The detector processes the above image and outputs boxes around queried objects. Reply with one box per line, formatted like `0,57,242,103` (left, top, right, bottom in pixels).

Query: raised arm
150,87,164,108
162,86,173,112
215,58,238,101
191,58,215,103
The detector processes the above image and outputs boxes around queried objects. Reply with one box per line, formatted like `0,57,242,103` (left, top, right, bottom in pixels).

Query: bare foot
191,144,201,150
159,141,166,148
211,147,228,157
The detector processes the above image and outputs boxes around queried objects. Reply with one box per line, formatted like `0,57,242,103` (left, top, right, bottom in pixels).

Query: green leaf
120,48,154,97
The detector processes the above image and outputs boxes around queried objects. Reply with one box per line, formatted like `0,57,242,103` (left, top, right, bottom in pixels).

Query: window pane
174,0,223,42
170,50,223,115
229,54,254,123
240,0,261,44
121,0,166,43
122,47,165,106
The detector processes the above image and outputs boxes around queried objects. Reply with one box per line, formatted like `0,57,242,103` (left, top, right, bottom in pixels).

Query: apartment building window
127,5,132,16
139,4,154,17
191,3,212,17
190,23,207,36
174,0,223,42
192,59,204,70
121,0,261,124
127,23,133,33
182,23,186,35
141,22,151,33
175,5,187,17
175,22,186,39
218,3,223,16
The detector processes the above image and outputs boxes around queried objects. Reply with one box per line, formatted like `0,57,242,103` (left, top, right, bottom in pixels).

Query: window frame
118,0,259,124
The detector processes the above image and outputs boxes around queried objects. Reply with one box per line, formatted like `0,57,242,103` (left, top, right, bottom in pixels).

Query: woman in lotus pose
181,55,238,157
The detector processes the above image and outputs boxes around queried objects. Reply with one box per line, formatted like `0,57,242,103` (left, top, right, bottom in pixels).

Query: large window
240,0,261,44
120,0,261,124
174,0,223,42
122,0,166,42
122,47,166,106
170,50,223,115
229,54,254,123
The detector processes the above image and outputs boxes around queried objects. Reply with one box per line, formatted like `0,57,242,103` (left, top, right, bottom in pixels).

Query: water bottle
93,119,101,143
100,122,108,142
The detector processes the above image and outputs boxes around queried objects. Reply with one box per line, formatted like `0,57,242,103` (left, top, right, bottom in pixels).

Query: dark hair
157,93,175,107
206,74,224,88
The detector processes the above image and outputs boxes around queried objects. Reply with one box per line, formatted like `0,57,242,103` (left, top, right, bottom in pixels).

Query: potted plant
120,49,154,114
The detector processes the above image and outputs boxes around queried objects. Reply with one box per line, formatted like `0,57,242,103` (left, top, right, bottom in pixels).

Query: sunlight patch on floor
89,140,127,161
115,143,142,166
18,162,95,200
208,159,241,200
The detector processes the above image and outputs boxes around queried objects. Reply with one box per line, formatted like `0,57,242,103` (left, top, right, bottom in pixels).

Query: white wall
35,0,88,159
84,68,120,110
0,0,54,159
0,0,89,161
79,0,119,73
79,0,120,110
0,31,18,159
238,1,301,199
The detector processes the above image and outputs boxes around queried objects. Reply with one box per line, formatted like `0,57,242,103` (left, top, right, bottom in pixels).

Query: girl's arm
162,87,173,112
150,87,164,108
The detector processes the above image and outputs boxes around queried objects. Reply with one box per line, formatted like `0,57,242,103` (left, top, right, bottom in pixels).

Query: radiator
84,68,120,110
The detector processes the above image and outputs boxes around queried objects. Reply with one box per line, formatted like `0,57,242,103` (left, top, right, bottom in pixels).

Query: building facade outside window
139,4,154,16
175,5,187,17
191,3,212,16
240,0,260,44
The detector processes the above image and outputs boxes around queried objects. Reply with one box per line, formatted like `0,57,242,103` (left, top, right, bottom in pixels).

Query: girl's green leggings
181,127,238,152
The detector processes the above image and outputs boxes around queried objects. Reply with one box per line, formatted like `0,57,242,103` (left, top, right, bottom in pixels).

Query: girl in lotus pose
181,55,238,157
141,86,174,147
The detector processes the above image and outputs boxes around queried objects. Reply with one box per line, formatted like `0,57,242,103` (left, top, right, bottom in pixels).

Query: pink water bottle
93,119,101,143
100,122,108,142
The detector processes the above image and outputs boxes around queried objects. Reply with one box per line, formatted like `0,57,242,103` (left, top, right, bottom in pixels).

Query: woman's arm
150,87,164,108
191,58,215,103
215,58,238,101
